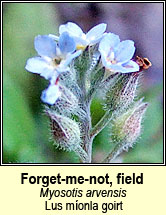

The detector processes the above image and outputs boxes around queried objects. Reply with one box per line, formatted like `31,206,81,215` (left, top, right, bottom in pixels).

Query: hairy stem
74,145,89,163
102,141,126,163
100,72,119,88
90,110,112,139
81,102,92,163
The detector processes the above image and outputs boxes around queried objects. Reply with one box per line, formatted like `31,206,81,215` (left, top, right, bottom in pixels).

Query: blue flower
59,22,107,50
25,32,81,80
99,33,139,73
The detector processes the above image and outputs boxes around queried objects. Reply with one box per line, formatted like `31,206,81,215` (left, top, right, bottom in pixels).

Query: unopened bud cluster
25,22,150,163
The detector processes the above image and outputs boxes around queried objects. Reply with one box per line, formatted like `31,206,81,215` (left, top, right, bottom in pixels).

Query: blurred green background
3,3,163,163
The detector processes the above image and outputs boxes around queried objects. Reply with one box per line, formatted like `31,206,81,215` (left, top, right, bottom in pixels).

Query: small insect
136,56,152,71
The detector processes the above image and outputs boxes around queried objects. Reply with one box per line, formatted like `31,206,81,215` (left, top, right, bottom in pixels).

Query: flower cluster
25,22,139,105
25,22,151,163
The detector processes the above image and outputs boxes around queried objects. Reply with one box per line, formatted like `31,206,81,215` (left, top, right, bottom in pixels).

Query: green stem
102,141,126,163
100,72,119,88
81,103,92,163
90,110,112,139
74,145,89,163
86,73,119,104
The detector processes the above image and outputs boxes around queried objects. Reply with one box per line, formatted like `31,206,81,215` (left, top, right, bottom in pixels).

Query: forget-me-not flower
25,32,82,80
59,22,107,50
99,33,139,73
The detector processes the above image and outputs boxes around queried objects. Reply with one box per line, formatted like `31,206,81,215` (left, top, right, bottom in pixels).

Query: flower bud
105,72,140,114
55,84,79,115
110,99,148,149
45,108,81,151
45,108,89,162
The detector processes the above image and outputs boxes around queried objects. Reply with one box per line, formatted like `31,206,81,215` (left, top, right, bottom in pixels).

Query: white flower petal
86,23,107,44
108,60,139,73
48,34,59,41
25,57,56,79
25,57,45,74
115,40,135,64
62,50,82,68
100,55,110,68
107,64,127,73
122,60,140,73
41,84,61,105
59,22,83,37
74,37,88,47
99,33,120,56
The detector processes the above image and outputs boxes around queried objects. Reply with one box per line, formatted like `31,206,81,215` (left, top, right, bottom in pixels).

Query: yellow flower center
76,44,86,50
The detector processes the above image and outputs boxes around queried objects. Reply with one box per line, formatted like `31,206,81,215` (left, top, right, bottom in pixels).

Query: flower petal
59,32,76,54
100,55,110,68
25,57,56,80
122,60,140,73
108,60,139,73
62,50,82,68
34,35,57,58
48,34,59,41
99,33,120,56
86,23,107,44
115,40,135,64
41,84,61,105
59,22,83,37
74,37,88,47
108,64,129,73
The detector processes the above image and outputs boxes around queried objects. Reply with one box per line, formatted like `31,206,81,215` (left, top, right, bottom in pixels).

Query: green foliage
3,73,38,162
